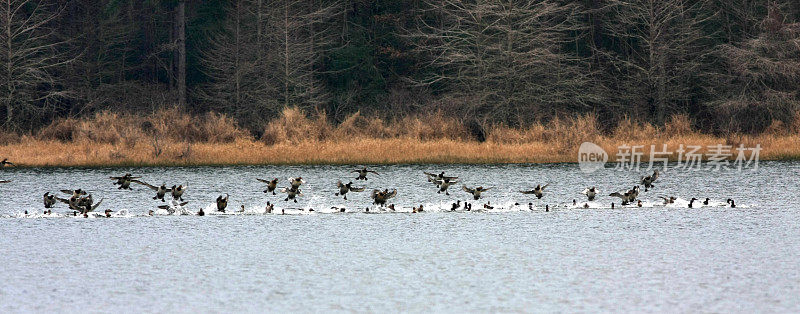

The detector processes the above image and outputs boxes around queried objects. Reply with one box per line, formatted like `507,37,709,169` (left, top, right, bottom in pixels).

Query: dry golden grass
1,107,798,167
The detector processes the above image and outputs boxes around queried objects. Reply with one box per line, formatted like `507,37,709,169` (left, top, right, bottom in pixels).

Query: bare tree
197,0,279,131
598,0,715,124
0,0,70,130
176,0,186,107
198,0,340,131
265,0,341,109
407,0,598,124
712,2,800,133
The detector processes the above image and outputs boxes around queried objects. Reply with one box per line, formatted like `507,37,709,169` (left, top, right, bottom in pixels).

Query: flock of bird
2,161,740,218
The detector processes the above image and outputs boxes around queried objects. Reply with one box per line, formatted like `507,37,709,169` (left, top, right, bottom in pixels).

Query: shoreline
1,136,797,168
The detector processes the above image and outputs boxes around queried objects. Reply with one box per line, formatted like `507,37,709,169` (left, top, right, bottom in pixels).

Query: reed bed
0,107,798,167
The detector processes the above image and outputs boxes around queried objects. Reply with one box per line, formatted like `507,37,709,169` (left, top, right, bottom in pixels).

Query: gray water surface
1,162,799,312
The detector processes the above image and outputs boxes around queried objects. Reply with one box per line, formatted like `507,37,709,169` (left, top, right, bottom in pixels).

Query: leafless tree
712,2,800,133
407,0,598,124
198,0,340,131
266,0,341,108
0,0,70,130
598,0,715,124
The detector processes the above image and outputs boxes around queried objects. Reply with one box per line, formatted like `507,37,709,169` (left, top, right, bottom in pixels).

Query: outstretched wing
55,197,71,204
60,189,74,194
371,189,380,199
482,187,494,192
336,180,344,188
0,180,10,183
520,190,535,194
384,189,397,199
179,201,189,207
109,176,124,180
652,170,659,181
540,184,549,190
462,185,475,194
350,186,366,192
367,170,380,175
609,192,624,198
90,199,104,211
131,180,157,190
256,178,271,183
157,205,170,209
288,177,305,184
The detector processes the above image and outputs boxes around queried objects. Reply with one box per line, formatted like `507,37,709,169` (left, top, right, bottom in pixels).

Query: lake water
1,162,799,312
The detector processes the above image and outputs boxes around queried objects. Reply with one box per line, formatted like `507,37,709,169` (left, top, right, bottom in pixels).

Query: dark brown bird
257,178,279,194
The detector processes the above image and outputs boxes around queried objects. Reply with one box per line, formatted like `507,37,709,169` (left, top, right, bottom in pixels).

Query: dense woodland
1,0,799,137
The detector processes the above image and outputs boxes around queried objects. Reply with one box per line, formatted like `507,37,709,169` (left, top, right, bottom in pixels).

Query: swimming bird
353,167,379,180
281,186,302,202
265,202,274,213
462,185,492,200
641,170,659,192
336,181,365,200
688,198,698,208
659,196,677,205
109,173,141,190
170,184,187,201
609,186,639,205
520,184,548,199
256,178,279,195
413,204,424,213
197,208,205,216
0,158,14,168
451,200,461,211
702,198,710,206
288,177,305,189
582,187,599,201
132,180,170,202
43,192,56,208
727,198,736,208
637,200,642,207
237,205,245,213
434,178,458,195
216,194,229,212
371,189,397,207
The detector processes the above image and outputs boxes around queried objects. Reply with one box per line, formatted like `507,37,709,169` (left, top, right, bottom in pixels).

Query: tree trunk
176,0,187,107
284,0,289,108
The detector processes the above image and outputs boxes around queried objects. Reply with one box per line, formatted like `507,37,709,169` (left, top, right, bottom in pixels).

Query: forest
1,0,799,151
